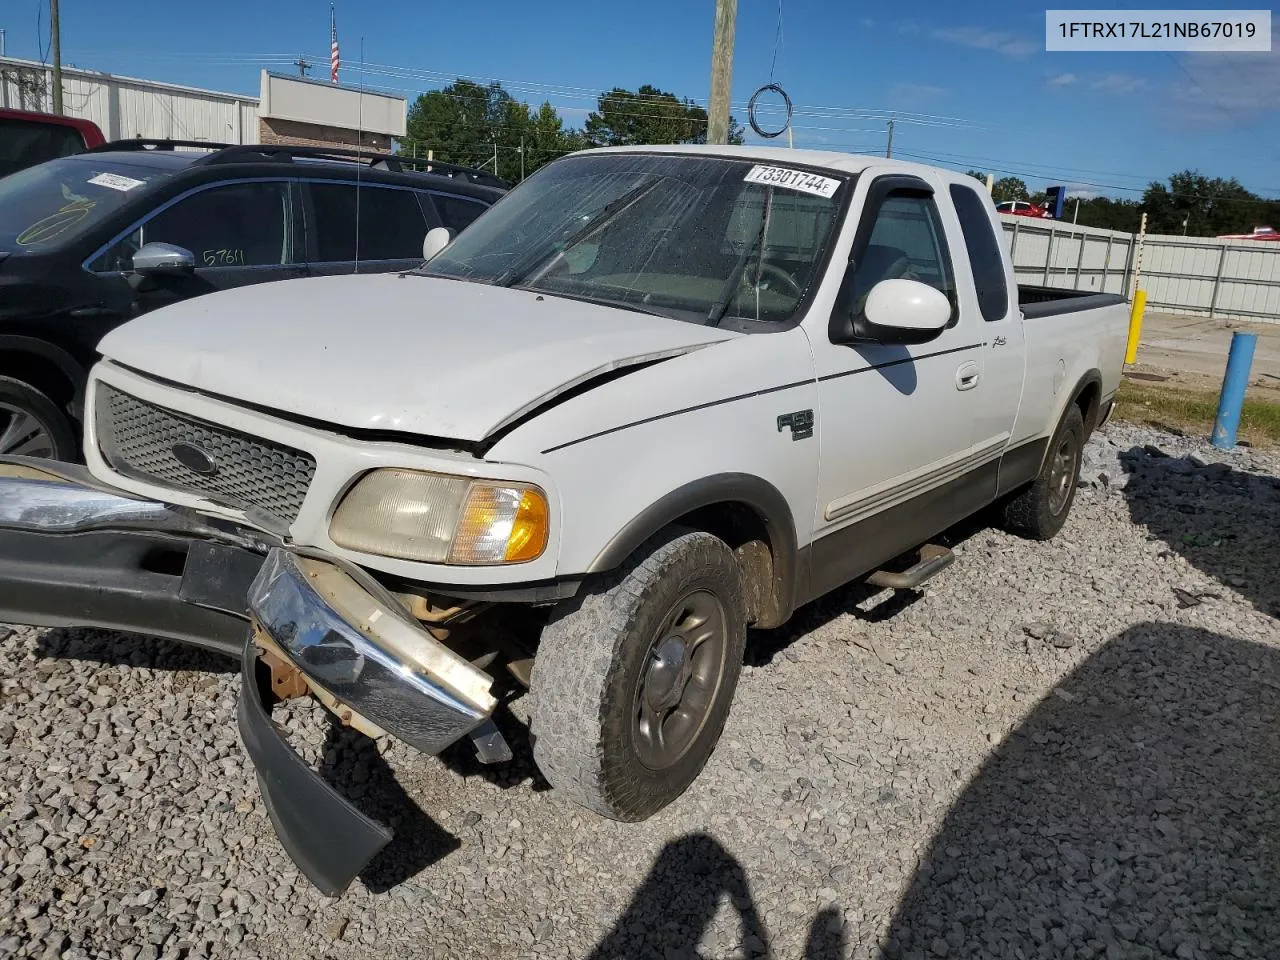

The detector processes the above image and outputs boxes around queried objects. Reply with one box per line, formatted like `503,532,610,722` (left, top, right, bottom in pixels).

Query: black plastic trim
800,457,999,605
995,436,1050,497
0,527,258,657
1018,287,1126,319
237,646,392,897
589,473,799,625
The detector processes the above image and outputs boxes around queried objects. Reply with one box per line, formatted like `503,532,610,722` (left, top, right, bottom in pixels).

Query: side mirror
422,226,454,261
839,278,951,345
132,242,196,276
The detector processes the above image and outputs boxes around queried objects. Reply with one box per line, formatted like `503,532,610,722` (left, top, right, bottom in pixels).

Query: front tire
530,529,746,822
1000,404,1084,541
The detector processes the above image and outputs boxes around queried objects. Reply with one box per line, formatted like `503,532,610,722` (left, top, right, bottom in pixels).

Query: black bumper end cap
237,643,392,897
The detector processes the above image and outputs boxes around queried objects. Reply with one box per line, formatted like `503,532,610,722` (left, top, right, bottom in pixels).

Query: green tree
1141,170,1277,236
401,80,579,181
584,85,743,146
990,177,1029,204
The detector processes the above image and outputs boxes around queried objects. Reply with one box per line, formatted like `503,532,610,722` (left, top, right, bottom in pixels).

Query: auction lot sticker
1046,9,1271,51
87,172,147,192
744,165,842,199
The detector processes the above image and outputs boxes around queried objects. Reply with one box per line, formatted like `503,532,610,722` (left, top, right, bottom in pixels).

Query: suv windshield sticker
743,165,841,199
87,172,146,192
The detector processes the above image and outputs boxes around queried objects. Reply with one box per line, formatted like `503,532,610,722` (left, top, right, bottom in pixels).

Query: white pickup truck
0,145,1128,894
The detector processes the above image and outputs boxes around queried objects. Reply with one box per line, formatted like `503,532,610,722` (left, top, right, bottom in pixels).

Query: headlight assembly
329,468,549,565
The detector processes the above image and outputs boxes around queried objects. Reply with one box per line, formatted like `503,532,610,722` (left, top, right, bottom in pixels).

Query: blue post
1212,332,1258,449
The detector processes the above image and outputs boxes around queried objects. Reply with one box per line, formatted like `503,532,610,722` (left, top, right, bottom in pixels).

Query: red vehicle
995,199,1052,219
0,108,106,179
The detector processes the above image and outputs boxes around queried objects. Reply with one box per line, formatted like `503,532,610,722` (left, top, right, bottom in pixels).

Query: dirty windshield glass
0,155,173,252
419,153,848,325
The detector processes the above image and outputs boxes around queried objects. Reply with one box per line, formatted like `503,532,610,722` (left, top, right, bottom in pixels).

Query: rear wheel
530,529,746,822
0,376,77,461
1000,405,1084,541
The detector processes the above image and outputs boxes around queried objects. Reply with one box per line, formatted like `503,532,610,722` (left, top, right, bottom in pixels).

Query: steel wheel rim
1047,431,1078,515
0,403,56,458
632,590,728,772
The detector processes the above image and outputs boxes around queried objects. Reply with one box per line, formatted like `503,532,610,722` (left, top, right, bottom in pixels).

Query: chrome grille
95,383,315,524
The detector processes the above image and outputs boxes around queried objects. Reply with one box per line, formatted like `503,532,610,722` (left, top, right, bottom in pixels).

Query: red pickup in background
0,108,106,179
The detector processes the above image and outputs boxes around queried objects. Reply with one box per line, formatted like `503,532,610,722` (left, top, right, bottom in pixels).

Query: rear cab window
949,184,1010,321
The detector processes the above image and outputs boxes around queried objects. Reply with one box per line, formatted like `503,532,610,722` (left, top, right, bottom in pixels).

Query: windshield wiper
499,177,662,288
707,187,773,326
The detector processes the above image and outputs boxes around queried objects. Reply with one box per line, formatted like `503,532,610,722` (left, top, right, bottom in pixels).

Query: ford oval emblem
171,441,218,476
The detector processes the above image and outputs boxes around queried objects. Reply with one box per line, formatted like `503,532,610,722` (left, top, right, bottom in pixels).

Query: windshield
419,153,848,325
0,155,174,253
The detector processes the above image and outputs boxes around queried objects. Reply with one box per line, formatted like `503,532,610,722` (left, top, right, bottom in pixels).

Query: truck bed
1019,285,1126,319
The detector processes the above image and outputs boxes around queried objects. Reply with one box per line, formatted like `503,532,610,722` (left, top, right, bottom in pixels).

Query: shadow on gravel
1121,446,1280,618
317,719,461,893
587,833,769,959
32,626,236,674
588,833,848,959
881,623,1280,959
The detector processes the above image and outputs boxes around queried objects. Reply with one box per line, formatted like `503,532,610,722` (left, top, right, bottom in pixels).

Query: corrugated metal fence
1000,214,1280,323
0,56,258,145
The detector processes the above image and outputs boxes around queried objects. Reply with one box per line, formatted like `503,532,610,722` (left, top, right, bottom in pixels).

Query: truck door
947,182,1025,508
806,173,987,599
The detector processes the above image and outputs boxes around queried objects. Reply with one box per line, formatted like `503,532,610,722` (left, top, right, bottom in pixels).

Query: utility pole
519,136,525,182
493,143,499,180
1073,198,1080,224
707,0,737,145
293,55,312,78
1,29,7,57
885,119,895,159
50,0,63,115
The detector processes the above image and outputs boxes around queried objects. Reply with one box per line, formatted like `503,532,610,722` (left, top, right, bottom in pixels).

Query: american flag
329,5,340,84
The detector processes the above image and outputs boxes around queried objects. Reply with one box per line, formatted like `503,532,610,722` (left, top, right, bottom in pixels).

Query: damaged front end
0,459,503,895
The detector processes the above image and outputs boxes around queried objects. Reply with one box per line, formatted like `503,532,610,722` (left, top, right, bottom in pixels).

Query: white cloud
1166,49,1280,127
861,17,875,28
1092,73,1148,94
1046,72,1078,87
932,26,1039,59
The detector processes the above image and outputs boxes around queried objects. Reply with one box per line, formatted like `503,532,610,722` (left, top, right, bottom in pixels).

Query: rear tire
530,529,746,822
0,376,77,461
1000,405,1084,541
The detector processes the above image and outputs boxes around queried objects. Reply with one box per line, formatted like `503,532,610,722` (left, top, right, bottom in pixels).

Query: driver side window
851,193,955,321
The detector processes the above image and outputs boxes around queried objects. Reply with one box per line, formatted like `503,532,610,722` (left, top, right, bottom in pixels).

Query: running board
866,544,955,590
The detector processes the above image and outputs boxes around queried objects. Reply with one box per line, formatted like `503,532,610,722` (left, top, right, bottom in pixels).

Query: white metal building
0,55,259,144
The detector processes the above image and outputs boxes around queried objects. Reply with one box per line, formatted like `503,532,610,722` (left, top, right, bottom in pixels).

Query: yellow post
1125,289,1147,365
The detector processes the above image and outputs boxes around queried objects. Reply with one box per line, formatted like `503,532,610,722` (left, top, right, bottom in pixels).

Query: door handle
955,361,980,391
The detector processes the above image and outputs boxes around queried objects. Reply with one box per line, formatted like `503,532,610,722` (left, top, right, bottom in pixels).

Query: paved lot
1131,312,1280,394
2,420,1279,960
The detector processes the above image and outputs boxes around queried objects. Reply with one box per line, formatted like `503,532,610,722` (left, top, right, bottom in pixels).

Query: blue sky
3,0,1277,197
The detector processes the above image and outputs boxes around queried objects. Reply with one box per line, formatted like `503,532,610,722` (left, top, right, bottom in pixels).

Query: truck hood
98,274,736,443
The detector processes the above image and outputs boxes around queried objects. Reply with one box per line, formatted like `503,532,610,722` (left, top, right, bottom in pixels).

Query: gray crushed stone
1,420,1278,959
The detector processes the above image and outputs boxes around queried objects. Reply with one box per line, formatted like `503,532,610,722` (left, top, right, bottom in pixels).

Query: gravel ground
2,420,1279,960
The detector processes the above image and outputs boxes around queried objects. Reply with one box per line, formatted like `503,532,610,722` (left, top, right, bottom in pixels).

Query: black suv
0,140,506,459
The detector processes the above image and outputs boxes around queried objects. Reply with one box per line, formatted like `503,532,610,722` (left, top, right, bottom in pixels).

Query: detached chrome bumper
241,549,499,895
247,548,497,756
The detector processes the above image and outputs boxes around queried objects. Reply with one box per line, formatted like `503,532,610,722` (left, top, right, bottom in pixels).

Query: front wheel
530,529,746,822
1000,404,1084,541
